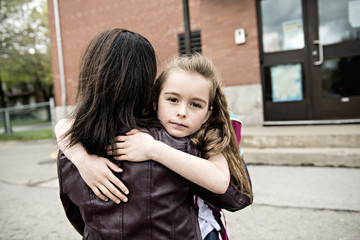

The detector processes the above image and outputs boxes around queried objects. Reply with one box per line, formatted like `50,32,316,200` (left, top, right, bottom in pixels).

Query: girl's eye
191,103,202,108
167,97,178,103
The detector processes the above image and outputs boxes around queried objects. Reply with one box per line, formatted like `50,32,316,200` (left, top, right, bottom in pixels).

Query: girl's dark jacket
57,127,252,240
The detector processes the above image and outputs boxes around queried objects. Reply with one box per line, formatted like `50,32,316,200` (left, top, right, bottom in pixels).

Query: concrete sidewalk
242,124,360,168
0,139,359,239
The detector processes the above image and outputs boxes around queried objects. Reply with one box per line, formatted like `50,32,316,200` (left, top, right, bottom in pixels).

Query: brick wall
48,0,261,118
48,0,201,106
200,0,261,87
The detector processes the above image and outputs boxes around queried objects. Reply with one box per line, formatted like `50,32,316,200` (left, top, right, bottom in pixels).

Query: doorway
257,0,360,122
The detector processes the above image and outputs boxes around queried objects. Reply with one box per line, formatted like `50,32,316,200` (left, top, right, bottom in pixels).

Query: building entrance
257,0,360,122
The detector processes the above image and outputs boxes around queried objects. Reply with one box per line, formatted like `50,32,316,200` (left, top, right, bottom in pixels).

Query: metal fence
0,98,55,134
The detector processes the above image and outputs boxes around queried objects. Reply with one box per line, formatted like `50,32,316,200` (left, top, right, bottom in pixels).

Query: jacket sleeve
192,113,252,211
59,190,85,235
57,151,85,235
191,158,253,212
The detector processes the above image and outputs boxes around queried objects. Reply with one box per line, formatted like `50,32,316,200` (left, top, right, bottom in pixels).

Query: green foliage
0,0,34,56
0,0,52,103
1,47,52,88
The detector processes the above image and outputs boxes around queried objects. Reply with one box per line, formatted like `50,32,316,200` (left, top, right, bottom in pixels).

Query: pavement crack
0,177,58,188
253,202,360,213
26,176,58,187
0,179,19,186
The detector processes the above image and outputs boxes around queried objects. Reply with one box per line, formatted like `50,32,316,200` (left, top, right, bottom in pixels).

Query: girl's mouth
171,122,187,128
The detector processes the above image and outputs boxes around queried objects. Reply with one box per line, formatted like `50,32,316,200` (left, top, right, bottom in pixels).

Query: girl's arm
191,158,253,211
195,115,253,211
108,130,230,194
55,119,129,204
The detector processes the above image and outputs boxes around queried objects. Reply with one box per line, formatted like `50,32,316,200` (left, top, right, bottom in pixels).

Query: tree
0,0,52,107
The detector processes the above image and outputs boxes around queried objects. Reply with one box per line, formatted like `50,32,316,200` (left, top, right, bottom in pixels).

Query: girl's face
157,70,212,138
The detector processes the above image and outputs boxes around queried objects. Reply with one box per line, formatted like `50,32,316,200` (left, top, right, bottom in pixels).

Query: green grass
0,128,54,141
0,119,49,127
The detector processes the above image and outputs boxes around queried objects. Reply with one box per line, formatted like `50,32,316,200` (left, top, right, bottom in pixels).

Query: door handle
313,40,323,65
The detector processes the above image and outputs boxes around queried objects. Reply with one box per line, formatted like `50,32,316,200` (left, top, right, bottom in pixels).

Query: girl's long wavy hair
65,28,160,156
154,53,253,198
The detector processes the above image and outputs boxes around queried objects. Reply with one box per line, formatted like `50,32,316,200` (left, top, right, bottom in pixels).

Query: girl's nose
177,104,187,117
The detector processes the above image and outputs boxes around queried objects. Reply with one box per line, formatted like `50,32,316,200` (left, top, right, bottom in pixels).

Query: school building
47,0,360,126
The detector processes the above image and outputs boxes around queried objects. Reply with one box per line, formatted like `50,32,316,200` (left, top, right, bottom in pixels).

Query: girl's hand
55,118,129,204
75,154,129,204
107,129,156,161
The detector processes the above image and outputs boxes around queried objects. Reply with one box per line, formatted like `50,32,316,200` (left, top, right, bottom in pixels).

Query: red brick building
48,0,360,125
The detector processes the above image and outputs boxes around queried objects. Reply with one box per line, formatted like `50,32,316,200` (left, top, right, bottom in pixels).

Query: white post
4,110,12,134
53,0,67,117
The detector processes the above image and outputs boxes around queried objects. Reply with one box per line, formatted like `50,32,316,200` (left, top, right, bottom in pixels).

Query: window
260,0,304,53
178,30,202,54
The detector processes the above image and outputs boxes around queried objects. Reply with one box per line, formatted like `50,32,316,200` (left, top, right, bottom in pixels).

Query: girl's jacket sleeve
191,112,253,211
191,159,252,212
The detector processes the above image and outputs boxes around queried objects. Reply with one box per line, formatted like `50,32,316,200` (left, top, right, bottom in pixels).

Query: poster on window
263,32,279,53
282,19,304,51
271,64,303,102
349,0,360,28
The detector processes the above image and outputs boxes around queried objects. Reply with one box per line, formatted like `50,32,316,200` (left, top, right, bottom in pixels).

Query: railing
0,98,55,134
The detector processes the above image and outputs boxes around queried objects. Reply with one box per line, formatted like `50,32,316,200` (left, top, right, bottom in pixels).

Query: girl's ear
153,101,158,112
202,106,213,124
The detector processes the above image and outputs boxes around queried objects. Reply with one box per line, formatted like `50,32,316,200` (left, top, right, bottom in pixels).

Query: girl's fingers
103,181,128,204
114,135,127,142
114,155,128,161
91,186,109,202
92,181,126,205
106,141,125,151
98,185,121,204
94,176,129,204
126,129,140,135
106,160,123,173
105,161,129,196
106,142,127,155
108,175,129,196
107,148,126,156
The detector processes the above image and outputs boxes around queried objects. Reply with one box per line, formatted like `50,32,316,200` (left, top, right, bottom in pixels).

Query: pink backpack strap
229,111,242,147
194,195,199,209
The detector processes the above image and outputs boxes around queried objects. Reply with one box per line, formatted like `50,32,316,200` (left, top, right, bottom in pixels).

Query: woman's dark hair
66,28,159,156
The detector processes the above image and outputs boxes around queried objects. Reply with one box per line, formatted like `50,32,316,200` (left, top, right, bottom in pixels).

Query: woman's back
58,128,202,239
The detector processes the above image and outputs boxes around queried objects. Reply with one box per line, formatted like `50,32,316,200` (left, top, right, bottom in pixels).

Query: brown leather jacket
57,128,252,240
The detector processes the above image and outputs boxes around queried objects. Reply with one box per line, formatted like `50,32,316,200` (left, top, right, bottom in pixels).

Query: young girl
57,52,252,239
107,53,253,240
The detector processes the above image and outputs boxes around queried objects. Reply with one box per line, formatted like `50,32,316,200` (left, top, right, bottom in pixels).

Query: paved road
0,139,359,240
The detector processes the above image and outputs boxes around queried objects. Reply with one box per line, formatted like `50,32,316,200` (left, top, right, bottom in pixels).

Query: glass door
309,0,360,119
258,0,360,122
258,0,312,121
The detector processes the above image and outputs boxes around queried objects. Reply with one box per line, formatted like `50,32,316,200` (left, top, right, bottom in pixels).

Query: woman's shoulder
145,127,200,156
